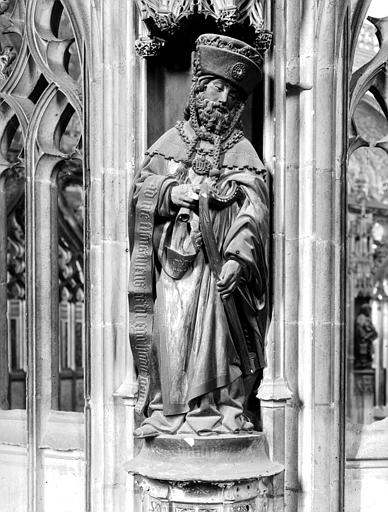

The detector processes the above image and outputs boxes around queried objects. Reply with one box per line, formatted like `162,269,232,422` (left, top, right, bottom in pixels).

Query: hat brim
197,45,263,96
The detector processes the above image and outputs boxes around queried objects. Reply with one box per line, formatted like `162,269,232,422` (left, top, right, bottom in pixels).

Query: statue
129,33,269,438
354,303,377,370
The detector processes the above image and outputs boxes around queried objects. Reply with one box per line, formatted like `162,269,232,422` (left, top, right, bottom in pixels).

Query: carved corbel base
127,433,283,512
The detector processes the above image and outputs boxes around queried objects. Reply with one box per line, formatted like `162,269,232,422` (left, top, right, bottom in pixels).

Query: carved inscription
150,501,162,512
128,179,159,413
233,504,253,512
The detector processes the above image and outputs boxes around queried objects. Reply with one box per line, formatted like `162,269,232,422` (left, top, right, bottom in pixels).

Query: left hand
217,260,243,300
170,184,200,208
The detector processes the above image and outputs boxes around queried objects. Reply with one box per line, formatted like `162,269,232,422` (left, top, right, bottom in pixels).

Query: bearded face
194,93,232,134
192,78,244,135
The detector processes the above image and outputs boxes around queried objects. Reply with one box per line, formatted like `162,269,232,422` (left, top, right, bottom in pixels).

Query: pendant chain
175,81,245,176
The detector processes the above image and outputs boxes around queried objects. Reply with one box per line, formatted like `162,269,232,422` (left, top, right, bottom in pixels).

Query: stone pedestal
354,369,375,424
127,433,283,511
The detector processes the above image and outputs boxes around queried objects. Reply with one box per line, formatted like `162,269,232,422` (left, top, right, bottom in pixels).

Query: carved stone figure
129,33,269,438
354,303,377,370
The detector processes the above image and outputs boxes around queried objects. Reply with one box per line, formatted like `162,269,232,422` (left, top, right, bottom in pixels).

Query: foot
133,424,160,439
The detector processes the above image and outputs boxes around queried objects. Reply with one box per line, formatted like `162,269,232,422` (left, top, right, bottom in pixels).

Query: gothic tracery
0,0,85,411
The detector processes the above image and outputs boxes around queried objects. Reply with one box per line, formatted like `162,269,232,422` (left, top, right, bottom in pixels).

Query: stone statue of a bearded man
129,34,269,438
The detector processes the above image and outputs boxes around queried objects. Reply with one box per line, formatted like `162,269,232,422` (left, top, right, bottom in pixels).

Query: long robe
129,121,269,431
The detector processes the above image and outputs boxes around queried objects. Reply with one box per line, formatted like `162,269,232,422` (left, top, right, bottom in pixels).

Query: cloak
128,122,269,416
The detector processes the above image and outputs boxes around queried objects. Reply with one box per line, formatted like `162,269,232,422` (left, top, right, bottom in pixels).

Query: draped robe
129,121,269,433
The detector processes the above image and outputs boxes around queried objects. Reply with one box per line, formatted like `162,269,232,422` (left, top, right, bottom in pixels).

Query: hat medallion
231,62,247,81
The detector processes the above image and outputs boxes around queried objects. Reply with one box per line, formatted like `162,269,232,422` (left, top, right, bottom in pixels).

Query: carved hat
194,33,264,96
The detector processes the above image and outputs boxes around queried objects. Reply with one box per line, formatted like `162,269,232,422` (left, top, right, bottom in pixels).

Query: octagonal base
127,432,283,511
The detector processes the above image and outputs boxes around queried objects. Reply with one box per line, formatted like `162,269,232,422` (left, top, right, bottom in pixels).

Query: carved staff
199,180,255,376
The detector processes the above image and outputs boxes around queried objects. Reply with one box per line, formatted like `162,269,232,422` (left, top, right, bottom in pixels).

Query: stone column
257,3,292,511
260,1,349,511
290,1,348,511
87,1,142,511
128,433,283,512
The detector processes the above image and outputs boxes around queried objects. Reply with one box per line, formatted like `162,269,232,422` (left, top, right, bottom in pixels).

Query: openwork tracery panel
0,0,85,411
347,9,388,423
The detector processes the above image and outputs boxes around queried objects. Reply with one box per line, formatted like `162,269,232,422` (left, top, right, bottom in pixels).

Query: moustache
194,95,232,133
196,97,229,115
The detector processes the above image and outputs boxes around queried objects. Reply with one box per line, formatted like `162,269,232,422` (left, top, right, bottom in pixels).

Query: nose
218,87,230,105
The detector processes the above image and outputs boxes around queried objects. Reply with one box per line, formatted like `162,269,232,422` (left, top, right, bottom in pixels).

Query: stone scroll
128,177,160,414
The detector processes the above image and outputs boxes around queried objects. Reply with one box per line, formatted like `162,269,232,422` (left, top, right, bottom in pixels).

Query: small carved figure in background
354,303,378,370
129,34,269,438
0,1,9,15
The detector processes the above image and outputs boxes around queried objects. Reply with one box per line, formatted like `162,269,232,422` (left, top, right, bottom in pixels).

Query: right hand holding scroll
171,184,200,209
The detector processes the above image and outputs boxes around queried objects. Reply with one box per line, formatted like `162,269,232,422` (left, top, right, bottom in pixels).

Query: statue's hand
217,259,243,300
191,230,203,251
171,184,200,208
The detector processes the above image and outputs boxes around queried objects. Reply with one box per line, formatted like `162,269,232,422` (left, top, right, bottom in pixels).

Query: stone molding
128,433,283,512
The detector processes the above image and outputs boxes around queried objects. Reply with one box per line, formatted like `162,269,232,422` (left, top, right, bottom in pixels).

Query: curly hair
183,77,211,120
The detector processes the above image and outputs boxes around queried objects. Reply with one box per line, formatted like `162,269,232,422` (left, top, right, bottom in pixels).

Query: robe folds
129,121,269,425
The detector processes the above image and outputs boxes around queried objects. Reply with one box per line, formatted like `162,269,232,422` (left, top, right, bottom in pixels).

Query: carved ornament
217,7,238,31
134,0,271,58
0,45,16,79
233,505,252,512
134,35,165,57
153,12,178,35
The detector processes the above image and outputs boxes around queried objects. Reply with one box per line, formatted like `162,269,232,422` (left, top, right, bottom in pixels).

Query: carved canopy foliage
136,0,264,29
134,0,271,57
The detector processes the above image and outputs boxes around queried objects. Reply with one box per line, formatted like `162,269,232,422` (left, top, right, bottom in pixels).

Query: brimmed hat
194,34,263,96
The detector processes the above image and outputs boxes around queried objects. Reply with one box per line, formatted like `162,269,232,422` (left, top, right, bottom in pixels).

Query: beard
194,92,233,135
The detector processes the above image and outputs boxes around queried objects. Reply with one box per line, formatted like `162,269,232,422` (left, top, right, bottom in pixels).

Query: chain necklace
175,120,244,176
174,78,246,177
